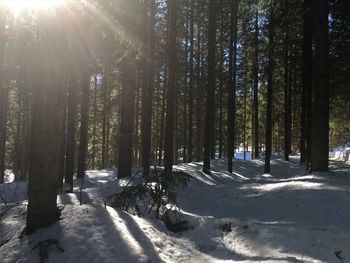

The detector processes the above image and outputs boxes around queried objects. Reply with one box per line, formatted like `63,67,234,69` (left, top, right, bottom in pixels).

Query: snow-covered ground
1,156,350,263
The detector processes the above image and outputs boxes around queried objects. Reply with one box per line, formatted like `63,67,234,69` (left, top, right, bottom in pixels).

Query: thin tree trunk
158,69,167,166
134,73,141,165
227,0,237,173
0,13,7,183
0,88,8,183
284,1,292,161
164,0,178,174
195,20,202,162
58,94,67,189
253,9,259,160
183,1,189,164
77,73,90,179
101,74,108,168
264,9,274,173
106,81,111,167
187,0,195,163
141,0,156,177
218,6,224,159
91,76,98,169
64,77,77,192
301,0,313,166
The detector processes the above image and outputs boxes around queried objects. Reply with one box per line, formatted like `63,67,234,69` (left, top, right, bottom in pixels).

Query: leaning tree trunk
203,0,217,174
311,0,329,172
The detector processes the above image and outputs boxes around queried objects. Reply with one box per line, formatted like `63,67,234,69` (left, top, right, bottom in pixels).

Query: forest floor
1,156,350,263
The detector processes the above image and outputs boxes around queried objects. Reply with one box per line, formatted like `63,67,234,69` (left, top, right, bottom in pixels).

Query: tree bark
0,12,7,183
183,1,189,164
91,76,98,169
227,0,237,173
118,52,136,178
64,77,77,192
77,73,90,179
311,0,329,172
264,9,274,173
26,13,65,233
203,0,217,174
141,0,156,176
284,3,292,162
187,0,195,163
253,9,259,160
164,0,178,174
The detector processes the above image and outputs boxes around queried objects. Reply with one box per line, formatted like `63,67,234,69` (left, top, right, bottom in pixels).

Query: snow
1,156,350,263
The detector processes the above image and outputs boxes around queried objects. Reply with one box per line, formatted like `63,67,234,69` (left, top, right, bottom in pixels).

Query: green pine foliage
110,169,192,218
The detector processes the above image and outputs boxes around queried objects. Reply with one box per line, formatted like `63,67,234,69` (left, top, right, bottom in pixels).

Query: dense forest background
0,0,349,233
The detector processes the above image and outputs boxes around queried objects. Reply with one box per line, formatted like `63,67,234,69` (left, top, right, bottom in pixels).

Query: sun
1,0,65,14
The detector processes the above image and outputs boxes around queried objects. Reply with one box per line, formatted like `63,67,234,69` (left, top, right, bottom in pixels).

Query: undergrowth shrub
110,168,191,218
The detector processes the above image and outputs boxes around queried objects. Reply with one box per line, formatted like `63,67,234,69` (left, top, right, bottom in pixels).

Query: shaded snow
1,156,350,262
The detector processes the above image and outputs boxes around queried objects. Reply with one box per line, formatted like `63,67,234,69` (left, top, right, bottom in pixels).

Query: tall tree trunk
311,0,329,172
164,0,178,174
101,74,108,168
303,0,314,169
26,13,64,233
158,69,167,166
187,0,195,163
0,12,7,183
64,77,77,192
183,1,189,164
195,20,202,162
141,0,156,176
0,88,8,184
218,5,224,159
58,95,67,189
203,0,217,174
303,0,313,168
77,73,90,179
284,5,292,162
243,74,247,161
253,9,259,160
134,74,141,166
106,79,111,167
227,0,237,173
118,52,136,178
91,76,97,169
264,9,274,173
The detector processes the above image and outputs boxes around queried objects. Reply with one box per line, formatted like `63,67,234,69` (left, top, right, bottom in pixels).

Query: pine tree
311,0,329,172
164,0,178,174
264,8,274,173
203,0,217,174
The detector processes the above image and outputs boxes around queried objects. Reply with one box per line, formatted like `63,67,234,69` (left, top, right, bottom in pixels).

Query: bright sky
0,0,65,15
